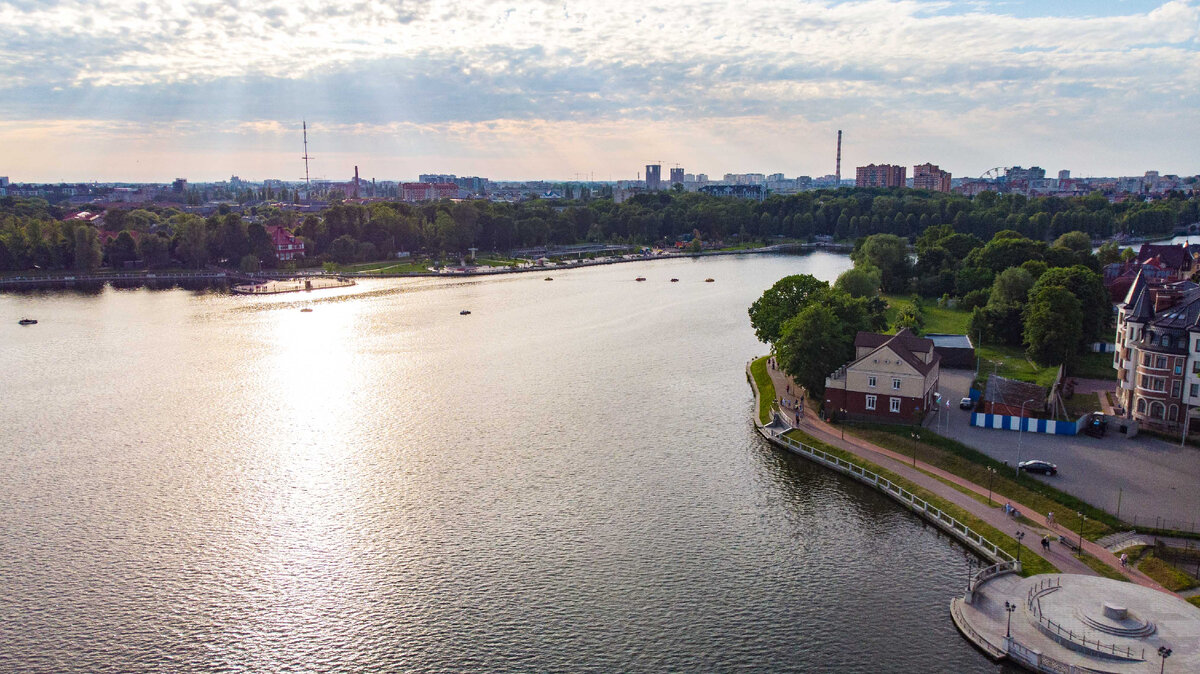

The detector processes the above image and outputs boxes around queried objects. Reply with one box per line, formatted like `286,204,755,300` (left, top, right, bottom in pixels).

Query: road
928,368,1200,527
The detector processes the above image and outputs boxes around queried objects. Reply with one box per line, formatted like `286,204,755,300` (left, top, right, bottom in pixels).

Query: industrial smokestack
835,130,842,186
354,165,360,198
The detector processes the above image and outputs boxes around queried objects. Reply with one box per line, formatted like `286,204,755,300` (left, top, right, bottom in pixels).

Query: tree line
1,187,1198,272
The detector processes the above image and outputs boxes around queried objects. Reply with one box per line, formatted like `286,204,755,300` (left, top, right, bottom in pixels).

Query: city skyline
2,0,1198,182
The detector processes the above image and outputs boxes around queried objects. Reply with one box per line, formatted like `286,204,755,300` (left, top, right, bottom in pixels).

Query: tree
1030,265,1109,345
106,230,138,268
1052,230,1091,254
1024,285,1083,367
239,254,260,273
851,233,910,293
1096,240,1122,266
329,234,359,264
776,304,854,396
73,226,101,272
138,233,170,268
173,215,209,268
834,265,881,298
748,274,829,344
988,267,1034,307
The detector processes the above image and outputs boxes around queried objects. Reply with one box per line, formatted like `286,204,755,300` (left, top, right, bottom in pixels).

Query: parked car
959,397,974,410
1018,460,1058,476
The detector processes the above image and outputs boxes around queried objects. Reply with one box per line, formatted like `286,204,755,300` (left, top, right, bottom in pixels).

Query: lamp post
840,408,846,440
1016,397,1038,476
1015,530,1025,570
1159,645,1172,674
910,431,920,466
1004,600,1017,639
1077,512,1087,557
986,466,997,506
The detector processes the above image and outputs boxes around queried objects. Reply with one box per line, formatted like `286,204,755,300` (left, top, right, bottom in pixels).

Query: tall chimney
354,165,360,198
835,130,842,186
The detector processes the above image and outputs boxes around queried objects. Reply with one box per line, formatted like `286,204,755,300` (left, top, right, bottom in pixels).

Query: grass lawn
1064,392,1101,418
1076,552,1130,582
1072,351,1119,381
882,295,971,335
1137,554,1200,592
844,423,1117,541
749,356,776,425
783,429,1058,576
1189,596,1200,609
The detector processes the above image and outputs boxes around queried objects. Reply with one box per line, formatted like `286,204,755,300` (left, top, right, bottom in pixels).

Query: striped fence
970,412,1089,436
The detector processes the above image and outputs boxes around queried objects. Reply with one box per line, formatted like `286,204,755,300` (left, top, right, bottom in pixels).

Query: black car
1018,460,1058,476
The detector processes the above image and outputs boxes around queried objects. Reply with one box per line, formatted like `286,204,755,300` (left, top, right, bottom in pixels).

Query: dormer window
1162,334,1170,347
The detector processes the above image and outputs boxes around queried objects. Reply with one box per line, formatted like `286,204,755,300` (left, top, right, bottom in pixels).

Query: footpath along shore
752,356,1170,592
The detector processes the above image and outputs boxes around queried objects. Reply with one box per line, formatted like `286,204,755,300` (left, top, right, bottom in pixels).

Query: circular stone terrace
952,573,1200,673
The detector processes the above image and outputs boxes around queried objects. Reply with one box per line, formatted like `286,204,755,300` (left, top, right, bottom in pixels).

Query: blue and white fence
970,412,1089,435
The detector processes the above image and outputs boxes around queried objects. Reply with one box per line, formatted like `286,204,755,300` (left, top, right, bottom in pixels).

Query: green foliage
1138,554,1199,592
851,233,910,293
1052,230,1091,254
776,290,886,395
1096,240,1122,266
749,356,776,425
1024,285,1083,367
988,266,1034,307
137,232,170,268
834,265,881,298
747,274,829,344
73,226,101,272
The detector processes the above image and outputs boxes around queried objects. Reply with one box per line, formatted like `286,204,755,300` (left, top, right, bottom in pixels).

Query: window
1140,375,1149,388
1176,363,1183,375
892,378,901,390
889,397,901,413
1170,405,1179,421
1173,381,1182,397
1162,335,1170,347
1143,354,1151,366
1190,384,1198,397
1193,361,1200,374
865,395,877,411
1195,340,1200,352
1156,356,1167,369
1151,402,1165,419
868,376,876,387
1156,378,1167,392
1137,398,1147,414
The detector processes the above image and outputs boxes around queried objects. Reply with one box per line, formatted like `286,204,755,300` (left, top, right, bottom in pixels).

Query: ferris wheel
980,167,1009,181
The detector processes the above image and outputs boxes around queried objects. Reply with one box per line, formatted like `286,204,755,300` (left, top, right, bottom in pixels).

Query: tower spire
302,120,312,195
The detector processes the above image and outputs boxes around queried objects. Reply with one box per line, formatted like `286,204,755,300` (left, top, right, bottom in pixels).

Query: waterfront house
265,225,305,261
824,329,940,423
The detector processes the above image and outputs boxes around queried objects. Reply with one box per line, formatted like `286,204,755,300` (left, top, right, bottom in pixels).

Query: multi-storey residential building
855,164,906,188
645,164,662,190
912,163,952,192
823,329,940,424
401,182,458,201
1114,272,1200,431
265,225,305,261
669,167,684,186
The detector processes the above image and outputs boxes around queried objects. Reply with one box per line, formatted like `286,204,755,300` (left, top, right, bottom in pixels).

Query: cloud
0,0,1197,180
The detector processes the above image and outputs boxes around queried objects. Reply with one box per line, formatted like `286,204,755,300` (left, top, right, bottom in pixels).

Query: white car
959,397,974,410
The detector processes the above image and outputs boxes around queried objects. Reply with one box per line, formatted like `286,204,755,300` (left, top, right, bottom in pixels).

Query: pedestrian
1004,502,1012,515
1041,536,1050,551
1120,553,1128,568
1047,511,1055,527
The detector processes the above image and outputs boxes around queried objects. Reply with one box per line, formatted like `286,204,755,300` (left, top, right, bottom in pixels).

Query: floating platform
232,276,355,295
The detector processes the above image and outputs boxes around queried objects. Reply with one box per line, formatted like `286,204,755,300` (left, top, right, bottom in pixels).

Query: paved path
762,361,1172,594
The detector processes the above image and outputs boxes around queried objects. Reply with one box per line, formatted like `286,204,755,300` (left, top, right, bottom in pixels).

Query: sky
1,0,1197,183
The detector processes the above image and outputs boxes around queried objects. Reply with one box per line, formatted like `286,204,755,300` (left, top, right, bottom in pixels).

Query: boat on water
670,278,679,282
300,308,313,313
705,278,715,282
544,277,553,281
460,310,471,315
635,277,646,282
18,318,38,325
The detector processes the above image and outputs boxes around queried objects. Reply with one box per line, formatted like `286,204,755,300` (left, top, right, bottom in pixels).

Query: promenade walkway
761,360,1170,593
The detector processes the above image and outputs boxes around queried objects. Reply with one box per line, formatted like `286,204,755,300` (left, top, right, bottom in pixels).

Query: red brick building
265,226,305,261
912,163,952,192
401,182,459,201
855,164,906,188
823,329,941,423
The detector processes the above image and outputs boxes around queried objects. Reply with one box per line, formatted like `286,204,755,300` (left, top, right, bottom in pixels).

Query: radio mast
301,120,312,192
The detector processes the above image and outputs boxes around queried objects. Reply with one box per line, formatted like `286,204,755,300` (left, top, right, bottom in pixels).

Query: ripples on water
0,254,1013,672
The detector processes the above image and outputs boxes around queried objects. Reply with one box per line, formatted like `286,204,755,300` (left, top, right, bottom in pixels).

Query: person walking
1047,511,1055,527
1041,535,1050,552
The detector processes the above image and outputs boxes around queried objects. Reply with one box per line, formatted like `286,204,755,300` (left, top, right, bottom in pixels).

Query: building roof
1136,243,1190,270
983,375,1047,411
925,333,973,349
851,328,939,375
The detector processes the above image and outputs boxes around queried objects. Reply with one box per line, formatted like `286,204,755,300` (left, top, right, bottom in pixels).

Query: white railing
770,431,1017,567
1024,577,1145,662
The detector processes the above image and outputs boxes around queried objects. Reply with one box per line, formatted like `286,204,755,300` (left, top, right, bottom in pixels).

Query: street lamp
1077,512,1087,557
986,466,997,506
1159,646,1172,673
840,408,846,440
1004,600,1017,639
1015,530,1025,570
910,431,920,466
1016,397,1038,476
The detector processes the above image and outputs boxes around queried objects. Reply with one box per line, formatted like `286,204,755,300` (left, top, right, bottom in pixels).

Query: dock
232,276,355,295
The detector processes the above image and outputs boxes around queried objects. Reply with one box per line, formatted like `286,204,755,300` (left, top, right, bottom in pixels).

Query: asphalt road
927,368,1200,527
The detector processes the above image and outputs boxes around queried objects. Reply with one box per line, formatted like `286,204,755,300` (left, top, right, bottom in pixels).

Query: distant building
1058,170,1071,181
645,164,662,190
698,184,763,200
1,176,11,187
823,329,940,424
855,164,906,188
912,163,951,192
669,167,684,186
696,174,708,183
401,182,458,201
265,226,305,261
172,178,188,193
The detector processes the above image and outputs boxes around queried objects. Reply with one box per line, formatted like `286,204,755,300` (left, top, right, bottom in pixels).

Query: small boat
18,318,37,325
460,310,471,315
705,278,715,283
544,277,553,281
670,278,679,282
300,308,313,313
635,277,646,282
